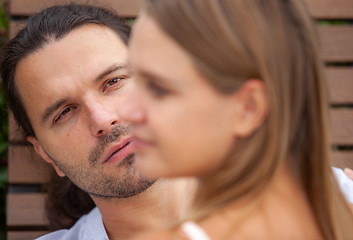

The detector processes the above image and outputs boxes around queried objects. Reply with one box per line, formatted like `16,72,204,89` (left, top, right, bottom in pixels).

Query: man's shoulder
35,207,108,240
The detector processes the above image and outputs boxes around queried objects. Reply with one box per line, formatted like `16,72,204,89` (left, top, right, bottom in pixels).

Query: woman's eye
54,106,76,123
149,81,169,97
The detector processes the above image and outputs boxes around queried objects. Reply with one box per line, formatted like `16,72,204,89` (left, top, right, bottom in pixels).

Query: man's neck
91,178,196,240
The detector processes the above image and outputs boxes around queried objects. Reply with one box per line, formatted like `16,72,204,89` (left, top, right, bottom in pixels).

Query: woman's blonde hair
145,0,353,239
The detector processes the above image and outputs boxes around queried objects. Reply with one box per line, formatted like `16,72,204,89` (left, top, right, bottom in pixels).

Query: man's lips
103,138,135,164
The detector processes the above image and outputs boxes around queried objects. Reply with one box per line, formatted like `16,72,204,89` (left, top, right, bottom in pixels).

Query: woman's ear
26,136,66,177
231,79,268,138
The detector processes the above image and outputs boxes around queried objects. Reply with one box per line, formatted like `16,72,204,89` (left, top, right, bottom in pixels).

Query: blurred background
0,0,8,238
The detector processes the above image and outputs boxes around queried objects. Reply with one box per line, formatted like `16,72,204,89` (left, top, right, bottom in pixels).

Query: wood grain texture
10,0,353,19
319,26,353,62
9,25,353,62
9,20,25,39
10,0,143,17
330,109,353,145
8,113,26,143
331,151,353,170
303,0,353,19
7,231,49,240
326,68,353,104
6,193,48,226
8,146,53,184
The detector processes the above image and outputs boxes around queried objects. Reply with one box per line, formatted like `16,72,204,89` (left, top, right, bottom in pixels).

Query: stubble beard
45,125,156,199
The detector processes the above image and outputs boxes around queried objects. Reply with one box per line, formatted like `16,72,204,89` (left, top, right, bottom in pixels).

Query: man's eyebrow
41,98,69,125
97,63,128,81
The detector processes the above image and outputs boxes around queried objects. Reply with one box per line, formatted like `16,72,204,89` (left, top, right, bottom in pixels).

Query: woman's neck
195,164,322,239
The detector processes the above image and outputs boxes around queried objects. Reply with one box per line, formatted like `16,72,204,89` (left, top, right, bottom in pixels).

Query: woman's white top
180,221,211,240
332,167,353,203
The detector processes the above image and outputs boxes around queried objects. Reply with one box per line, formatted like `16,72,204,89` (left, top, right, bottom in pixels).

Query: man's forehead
15,24,128,84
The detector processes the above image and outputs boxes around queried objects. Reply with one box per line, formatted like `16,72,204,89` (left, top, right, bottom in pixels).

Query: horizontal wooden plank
8,112,26,143
10,0,143,17
330,108,353,145
331,151,353,170
8,145,53,184
9,25,353,63
7,231,49,240
9,20,26,39
303,0,353,19
325,68,353,104
7,193,48,226
319,26,353,62
9,0,353,19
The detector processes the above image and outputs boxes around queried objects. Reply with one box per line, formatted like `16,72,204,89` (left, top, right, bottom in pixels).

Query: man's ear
26,136,66,177
231,79,268,138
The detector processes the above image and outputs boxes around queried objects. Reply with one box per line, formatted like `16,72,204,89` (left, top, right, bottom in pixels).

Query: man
1,4,194,239
1,3,352,240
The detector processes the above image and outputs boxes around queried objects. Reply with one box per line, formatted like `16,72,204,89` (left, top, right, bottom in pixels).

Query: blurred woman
122,0,353,239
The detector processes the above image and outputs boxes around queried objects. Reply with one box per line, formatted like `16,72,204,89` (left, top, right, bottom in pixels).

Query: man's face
15,24,155,198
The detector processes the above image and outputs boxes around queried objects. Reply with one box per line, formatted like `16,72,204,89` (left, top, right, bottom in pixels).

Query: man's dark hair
0,3,131,229
46,173,95,230
0,3,130,137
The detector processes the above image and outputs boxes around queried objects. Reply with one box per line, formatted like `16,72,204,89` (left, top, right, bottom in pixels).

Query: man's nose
87,101,119,137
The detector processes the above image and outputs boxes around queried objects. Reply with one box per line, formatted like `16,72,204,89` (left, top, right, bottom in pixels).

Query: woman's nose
119,84,146,126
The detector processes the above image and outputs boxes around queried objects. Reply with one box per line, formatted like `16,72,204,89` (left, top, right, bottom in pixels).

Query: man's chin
117,153,135,167
87,178,157,199
62,153,158,199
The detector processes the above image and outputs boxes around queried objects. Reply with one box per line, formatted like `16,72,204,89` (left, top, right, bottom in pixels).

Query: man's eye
107,78,120,86
102,76,127,92
54,106,76,123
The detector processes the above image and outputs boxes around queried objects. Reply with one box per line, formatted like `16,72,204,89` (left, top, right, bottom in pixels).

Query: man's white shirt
36,207,108,240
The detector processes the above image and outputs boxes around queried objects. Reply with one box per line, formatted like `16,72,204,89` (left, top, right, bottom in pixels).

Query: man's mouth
107,142,130,159
103,138,135,164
